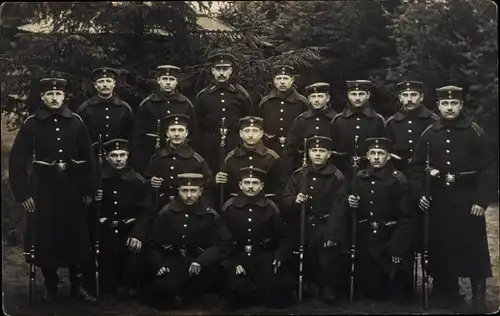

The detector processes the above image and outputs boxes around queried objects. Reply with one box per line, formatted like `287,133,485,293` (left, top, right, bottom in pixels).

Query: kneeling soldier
282,136,349,303
348,137,418,303
94,139,155,300
142,173,232,309
221,167,294,309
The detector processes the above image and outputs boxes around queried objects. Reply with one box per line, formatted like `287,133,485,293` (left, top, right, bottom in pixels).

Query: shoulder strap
258,94,273,109
266,148,280,160
158,203,171,216
73,113,84,122
222,197,236,212
193,152,205,163
267,199,280,214
224,149,237,163
196,86,210,100
138,95,153,108
134,172,147,184
471,122,484,136
234,84,252,102
421,123,434,137
391,170,408,185
385,115,395,127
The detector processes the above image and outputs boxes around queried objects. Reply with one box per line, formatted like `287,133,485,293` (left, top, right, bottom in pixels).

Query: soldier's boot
471,278,487,312
69,266,98,305
432,276,464,308
41,267,59,302
321,286,338,304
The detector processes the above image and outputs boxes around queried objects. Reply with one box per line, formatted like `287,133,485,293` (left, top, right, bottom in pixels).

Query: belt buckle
244,245,252,254
56,160,67,172
444,172,455,186
179,248,187,257
279,136,286,145
111,221,120,228
370,221,380,230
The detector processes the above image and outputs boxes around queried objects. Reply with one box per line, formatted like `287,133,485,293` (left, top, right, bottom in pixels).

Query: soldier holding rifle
9,78,98,304
409,86,494,311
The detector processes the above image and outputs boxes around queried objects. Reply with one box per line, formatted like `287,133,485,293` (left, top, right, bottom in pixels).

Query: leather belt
238,238,273,256
158,244,205,257
307,214,329,226
359,219,397,234
33,159,86,172
438,170,478,187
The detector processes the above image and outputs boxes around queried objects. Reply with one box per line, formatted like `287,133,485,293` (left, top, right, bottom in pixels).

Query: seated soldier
220,167,294,309
94,139,155,301
141,173,233,310
281,136,349,303
348,137,418,303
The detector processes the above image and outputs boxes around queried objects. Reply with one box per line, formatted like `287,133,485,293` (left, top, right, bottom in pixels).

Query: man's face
437,99,463,120
239,177,264,197
239,126,263,146
399,90,423,111
308,147,332,166
308,93,330,110
94,77,116,96
179,186,203,205
211,64,233,83
157,75,178,93
41,90,65,109
273,75,294,92
366,148,391,169
106,150,128,170
348,90,370,108
166,124,188,145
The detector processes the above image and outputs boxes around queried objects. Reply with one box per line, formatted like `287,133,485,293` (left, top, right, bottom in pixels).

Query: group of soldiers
9,51,495,312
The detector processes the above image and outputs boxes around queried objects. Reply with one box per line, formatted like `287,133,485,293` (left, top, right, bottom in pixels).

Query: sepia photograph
1,1,498,315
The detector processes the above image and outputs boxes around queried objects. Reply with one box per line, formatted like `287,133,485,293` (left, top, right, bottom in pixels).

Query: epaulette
193,152,205,163
222,197,236,212
333,168,345,182
292,166,306,177
267,199,280,214
266,148,280,160
297,94,310,106
73,113,84,122
119,100,133,112
357,169,368,178
196,86,209,99
385,115,396,126
134,172,147,184
375,113,386,124
205,207,220,218
224,149,237,163
430,112,440,121
77,100,90,113
181,95,195,109
23,115,35,124
258,94,273,109
471,122,484,136
421,123,435,137
138,95,153,108
331,112,343,124
391,169,408,185
234,84,252,101
158,204,171,216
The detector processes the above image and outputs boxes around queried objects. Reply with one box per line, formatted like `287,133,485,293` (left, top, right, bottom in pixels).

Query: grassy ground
2,116,499,315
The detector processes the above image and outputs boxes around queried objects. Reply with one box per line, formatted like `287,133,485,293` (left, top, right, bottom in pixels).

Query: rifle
153,119,161,212
28,136,36,305
422,141,431,309
298,137,308,303
349,135,360,303
94,133,104,299
219,117,227,210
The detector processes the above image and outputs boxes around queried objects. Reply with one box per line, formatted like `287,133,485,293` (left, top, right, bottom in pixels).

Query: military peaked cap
163,114,189,127
436,85,463,100
346,80,372,92
365,137,392,153
156,65,181,78
239,116,264,129
239,167,267,181
396,80,424,93
305,82,330,95
208,52,235,66
177,173,204,187
306,136,333,150
92,68,117,82
271,65,295,77
103,138,129,152
40,78,67,92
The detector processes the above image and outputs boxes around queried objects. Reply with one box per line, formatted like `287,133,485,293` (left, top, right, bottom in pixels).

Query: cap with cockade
162,114,189,127
396,80,424,93
239,167,267,181
239,116,264,130
364,137,392,153
40,78,67,92
177,173,204,187
271,65,295,77
208,52,235,66
156,65,181,78
103,139,129,152
92,68,117,82
306,136,333,150
305,82,330,95
436,85,463,100
346,80,372,92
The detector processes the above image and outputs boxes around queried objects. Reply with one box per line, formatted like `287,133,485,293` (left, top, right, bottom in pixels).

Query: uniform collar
232,192,268,208
101,164,136,181
267,88,300,103
208,80,237,93
168,197,207,216
34,105,72,120
342,102,376,118
157,142,194,158
303,106,337,119
392,106,434,121
359,164,396,180
307,163,337,175
234,142,268,156
433,113,471,130
87,95,123,106
149,90,184,102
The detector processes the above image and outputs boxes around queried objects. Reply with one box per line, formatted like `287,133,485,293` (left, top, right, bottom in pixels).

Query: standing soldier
258,65,310,156
146,114,213,210
141,173,232,309
9,77,98,304
195,52,254,176
409,86,493,310
94,139,155,300
348,137,417,303
130,65,197,174
385,80,439,173
330,80,386,179
220,167,294,309
77,68,134,144
281,136,349,303
282,82,337,176
215,116,284,205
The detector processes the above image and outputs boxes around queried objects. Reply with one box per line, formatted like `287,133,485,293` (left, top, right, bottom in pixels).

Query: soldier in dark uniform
93,139,155,300
258,65,310,156
130,65,198,174
77,68,134,145
409,86,493,310
282,82,337,176
385,80,439,173
220,167,294,308
215,116,284,205
194,52,254,176
9,78,98,304
281,136,349,303
145,114,213,210
330,80,387,179
141,173,232,309
348,137,418,303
